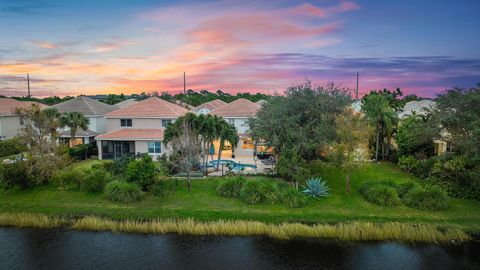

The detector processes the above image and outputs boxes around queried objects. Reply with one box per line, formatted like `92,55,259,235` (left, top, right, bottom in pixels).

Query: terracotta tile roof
210,98,260,118
59,129,99,137
53,96,118,115
0,98,49,116
106,97,189,118
96,128,164,140
194,99,227,111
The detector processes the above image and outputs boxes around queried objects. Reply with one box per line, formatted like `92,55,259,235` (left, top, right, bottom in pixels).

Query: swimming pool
209,160,257,171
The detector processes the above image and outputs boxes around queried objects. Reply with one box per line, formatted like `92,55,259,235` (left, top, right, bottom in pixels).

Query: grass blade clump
404,186,448,211
240,179,279,205
105,180,144,203
72,216,470,243
360,180,401,207
0,212,66,228
281,187,308,208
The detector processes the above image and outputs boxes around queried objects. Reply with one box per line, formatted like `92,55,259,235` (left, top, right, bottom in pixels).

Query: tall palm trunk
187,171,191,191
70,128,77,147
375,131,380,161
216,139,224,170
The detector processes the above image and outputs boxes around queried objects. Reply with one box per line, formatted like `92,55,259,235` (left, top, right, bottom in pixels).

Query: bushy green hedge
0,161,33,190
126,155,157,190
53,169,84,190
404,186,448,211
0,138,26,157
105,180,144,203
240,180,280,205
80,164,111,193
216,176,245,198
280,187,308,208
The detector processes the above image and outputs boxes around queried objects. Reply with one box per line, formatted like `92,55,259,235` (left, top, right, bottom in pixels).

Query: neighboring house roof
59,129,99,138
210,98,260,118
105,97,189,118
96,128,164,140
255,99,267,106
115,98,139,109
0,98,49,116
194,99,227,112
53,96,118,116
398,100,436,119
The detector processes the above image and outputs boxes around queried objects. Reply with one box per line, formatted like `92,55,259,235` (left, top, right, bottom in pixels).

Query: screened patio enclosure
101,141,135,159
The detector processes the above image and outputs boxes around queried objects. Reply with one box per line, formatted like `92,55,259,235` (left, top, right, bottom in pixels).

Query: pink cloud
31,40,58,49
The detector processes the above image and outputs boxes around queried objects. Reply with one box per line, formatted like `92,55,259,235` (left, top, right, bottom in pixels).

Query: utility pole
355,71,359,100
27,73,31,98
183,72,186,95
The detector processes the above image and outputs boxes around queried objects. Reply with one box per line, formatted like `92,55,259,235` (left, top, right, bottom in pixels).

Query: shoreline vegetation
0,212,470,244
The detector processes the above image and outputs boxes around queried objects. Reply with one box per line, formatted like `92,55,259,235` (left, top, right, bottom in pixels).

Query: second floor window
162,119,172,127
121,119,132,127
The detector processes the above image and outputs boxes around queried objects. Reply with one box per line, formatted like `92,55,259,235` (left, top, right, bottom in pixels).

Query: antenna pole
183,72,186,95
355,71,359,100
27,73,31,98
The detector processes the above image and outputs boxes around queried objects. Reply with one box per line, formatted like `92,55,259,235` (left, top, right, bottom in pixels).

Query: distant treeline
2,90,271,107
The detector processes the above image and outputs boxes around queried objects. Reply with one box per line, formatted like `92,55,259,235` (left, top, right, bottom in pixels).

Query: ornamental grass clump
360,180,401,207
216,176,245,198
404,186,448,211
281,187,308,208
240,179,279,205
105,180,144,203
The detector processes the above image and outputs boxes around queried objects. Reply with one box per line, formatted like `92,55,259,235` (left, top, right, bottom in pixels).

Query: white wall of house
106,118,175,132
97,139,171,160
0,116,23,140
223,117,250,134
87,116,107,133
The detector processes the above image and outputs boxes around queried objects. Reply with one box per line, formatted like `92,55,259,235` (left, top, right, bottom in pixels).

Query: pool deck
207,155,274,176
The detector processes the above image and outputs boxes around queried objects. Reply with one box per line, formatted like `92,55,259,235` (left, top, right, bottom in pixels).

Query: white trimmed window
148,141,161,154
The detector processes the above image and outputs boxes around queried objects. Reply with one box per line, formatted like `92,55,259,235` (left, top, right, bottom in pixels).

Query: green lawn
1,160,479,232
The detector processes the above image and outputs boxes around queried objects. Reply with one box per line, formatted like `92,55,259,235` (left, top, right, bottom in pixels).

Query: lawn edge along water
0,212,470,244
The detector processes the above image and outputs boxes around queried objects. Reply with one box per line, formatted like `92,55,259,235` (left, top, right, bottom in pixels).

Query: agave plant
303,177,330,198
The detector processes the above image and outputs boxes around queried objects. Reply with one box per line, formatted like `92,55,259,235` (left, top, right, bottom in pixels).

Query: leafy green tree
60,112,89,146
126,155,157,190
329,108,371,195
276,149,310,189
361,93,398,161
249,81,351,161
433,86,480,157
164,113,202,191
396,114,439,159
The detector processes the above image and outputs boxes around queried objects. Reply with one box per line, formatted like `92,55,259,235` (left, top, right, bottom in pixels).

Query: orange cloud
31,40,58,49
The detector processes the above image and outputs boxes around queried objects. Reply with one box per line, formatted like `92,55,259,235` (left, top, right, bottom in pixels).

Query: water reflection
0,227,478,270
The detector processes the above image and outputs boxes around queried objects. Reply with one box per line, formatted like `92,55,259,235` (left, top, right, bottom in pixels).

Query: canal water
0,227,478,270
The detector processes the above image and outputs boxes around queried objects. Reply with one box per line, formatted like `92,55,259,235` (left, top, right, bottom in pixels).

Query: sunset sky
0,0,479,98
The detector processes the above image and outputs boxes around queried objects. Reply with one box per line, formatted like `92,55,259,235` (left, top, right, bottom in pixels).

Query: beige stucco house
0,98,49,141
96,97,188,160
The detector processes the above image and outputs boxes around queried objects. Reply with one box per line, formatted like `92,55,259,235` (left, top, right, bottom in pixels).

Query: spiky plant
303,177,330,198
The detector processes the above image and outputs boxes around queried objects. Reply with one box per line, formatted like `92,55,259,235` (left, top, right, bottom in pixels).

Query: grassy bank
1,161,479,238
0,213,470,243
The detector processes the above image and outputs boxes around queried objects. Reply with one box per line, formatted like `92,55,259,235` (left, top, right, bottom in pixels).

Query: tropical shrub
398,155,421,174
404,186,448,211
360,181,401,207
81,164,111,193
53,169,84,190
302,177,330,198
0,161,33,190
105,155,134,176
105,180,144,203
240,180,279,205
126,155,157,190
67,144,97,160
0,137,26,157
216,176,245,198
281,187,308,208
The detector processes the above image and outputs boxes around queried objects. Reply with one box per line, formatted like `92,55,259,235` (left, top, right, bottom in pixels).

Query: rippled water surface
0,227,478,270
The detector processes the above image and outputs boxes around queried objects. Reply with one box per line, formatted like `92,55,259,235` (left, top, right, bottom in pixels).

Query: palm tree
216,121,239,170
41,107,60,139
361,94,397,161
59,112,89,147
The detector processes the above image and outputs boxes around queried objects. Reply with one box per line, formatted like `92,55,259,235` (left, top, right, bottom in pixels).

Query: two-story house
192,99,226,115
0,98,49,140
53,96,118,145
96,97,188,160
209,98,261,158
